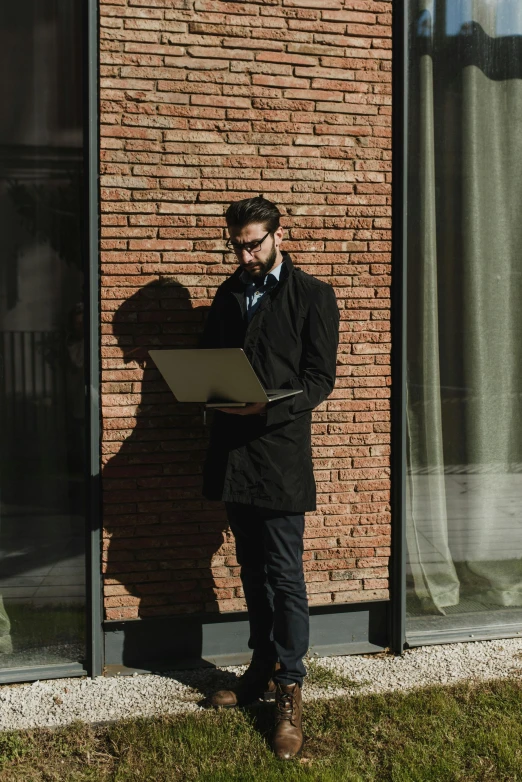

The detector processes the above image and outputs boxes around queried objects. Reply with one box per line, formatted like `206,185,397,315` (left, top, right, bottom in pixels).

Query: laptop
148,348,302,408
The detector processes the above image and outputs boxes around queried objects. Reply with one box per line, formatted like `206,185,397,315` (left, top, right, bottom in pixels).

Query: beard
243,239,278,279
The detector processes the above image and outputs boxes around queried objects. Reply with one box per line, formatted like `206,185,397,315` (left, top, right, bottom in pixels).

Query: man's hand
216,403,267,416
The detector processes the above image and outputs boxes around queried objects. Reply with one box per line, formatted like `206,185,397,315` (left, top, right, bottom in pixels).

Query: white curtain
406,0,522,613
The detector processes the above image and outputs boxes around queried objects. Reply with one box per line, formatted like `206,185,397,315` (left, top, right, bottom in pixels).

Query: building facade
1,0,521,683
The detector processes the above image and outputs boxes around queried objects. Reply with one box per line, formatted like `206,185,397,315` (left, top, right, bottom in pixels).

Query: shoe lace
276,688,295,720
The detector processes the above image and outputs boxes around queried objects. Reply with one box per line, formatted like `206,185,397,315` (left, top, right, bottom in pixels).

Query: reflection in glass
446,0,522,37
406,1,522,636
0,2,86,668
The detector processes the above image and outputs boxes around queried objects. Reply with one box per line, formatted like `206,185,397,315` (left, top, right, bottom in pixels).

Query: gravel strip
2,638,522,731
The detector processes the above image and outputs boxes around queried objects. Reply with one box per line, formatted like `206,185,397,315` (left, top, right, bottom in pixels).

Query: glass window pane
406,0,522,638
0,1,86,667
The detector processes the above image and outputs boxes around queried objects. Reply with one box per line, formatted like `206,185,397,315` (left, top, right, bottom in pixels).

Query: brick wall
99,0,392,621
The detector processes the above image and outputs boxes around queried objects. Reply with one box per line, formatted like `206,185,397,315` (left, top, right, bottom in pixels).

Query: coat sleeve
264,283,339,427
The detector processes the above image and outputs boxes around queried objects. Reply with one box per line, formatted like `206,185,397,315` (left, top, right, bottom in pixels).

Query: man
200,196,339,759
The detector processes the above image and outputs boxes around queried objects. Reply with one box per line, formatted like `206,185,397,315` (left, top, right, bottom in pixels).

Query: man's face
227,222,283,279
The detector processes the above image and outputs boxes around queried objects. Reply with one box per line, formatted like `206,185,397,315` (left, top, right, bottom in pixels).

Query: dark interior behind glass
0,0,87,668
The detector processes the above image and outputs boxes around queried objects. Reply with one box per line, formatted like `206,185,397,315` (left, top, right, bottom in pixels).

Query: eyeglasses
226,231,271,255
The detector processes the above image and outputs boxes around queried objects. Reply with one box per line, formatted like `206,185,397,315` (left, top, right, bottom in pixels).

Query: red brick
99,0,392,618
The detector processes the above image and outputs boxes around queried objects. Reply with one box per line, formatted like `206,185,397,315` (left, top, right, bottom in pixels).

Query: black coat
200,252,339,512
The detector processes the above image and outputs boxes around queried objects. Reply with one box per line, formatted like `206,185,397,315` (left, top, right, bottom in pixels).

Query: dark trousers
225,502,309,686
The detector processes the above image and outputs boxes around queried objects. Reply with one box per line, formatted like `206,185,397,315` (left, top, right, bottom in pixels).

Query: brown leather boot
210,660,278,709
271,682,304,760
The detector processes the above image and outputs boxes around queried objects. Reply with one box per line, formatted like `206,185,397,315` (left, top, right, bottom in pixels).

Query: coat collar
226,252,294,319
228,251,294,292
240,258,284,288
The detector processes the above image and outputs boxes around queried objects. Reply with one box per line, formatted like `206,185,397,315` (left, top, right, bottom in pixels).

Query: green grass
2,678,522,781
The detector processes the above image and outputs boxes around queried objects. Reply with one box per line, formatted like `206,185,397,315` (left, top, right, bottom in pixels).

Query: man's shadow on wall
103,277,239,677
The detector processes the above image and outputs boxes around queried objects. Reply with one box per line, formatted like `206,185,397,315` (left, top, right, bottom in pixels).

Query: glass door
405,0,522,642
0,1,87,672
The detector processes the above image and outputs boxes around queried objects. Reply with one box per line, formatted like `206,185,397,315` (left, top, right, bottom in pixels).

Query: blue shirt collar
240,261,283,287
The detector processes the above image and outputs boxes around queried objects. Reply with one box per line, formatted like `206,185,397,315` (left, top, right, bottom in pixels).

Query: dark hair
225,195,281,234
